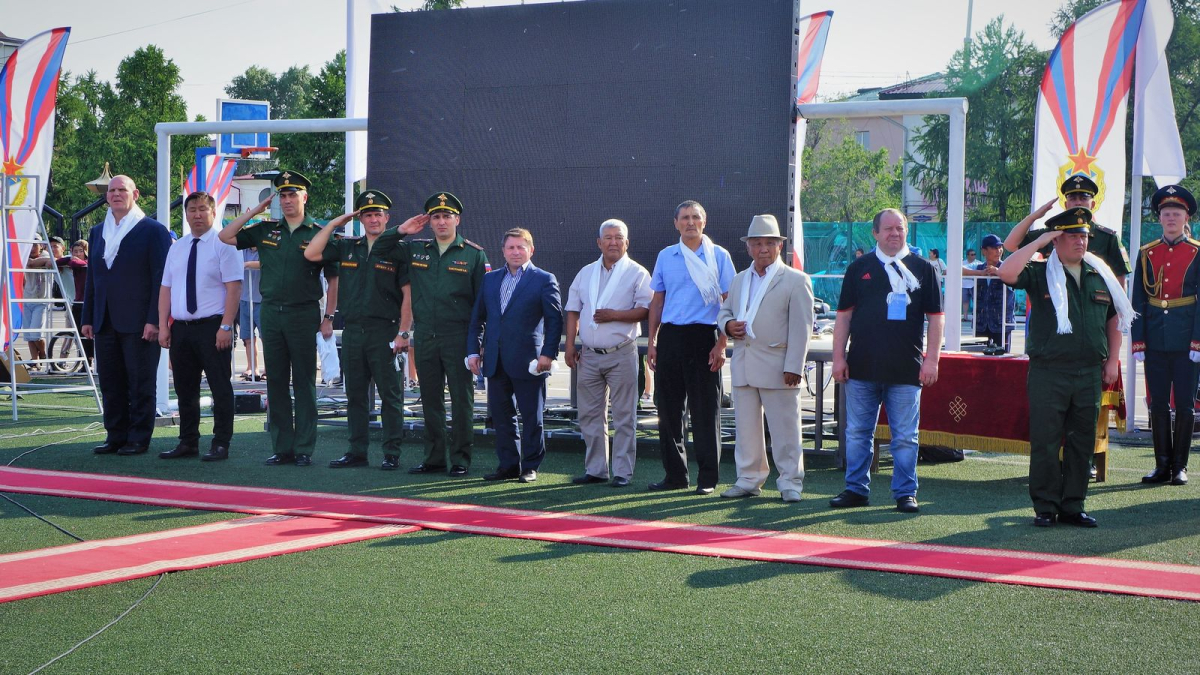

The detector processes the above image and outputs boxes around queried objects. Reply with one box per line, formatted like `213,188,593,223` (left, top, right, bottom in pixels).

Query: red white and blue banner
0,27,70,347
183,155,239,227
792,10,833,270
1031,0,1167,229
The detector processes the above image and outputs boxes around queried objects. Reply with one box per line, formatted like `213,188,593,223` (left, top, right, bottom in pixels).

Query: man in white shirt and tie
717,215,814,502
157,191,243,461
564,219,653,487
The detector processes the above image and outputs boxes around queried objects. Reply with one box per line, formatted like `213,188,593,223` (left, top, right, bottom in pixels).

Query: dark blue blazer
82,217,172,333
468,263,563,380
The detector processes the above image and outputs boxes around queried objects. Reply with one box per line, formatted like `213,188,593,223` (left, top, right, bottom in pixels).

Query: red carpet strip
0,513,416,603
2,466,1198,602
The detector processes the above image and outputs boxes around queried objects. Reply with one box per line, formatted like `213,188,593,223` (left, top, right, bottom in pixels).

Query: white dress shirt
161,227,244,321
566,258,652,349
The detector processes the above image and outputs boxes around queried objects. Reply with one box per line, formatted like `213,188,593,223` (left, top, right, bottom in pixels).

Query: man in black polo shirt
830,208,943,514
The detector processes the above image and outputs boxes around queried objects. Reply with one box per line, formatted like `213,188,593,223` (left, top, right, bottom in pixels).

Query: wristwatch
398,331,411,340
219,324,233,332
323,314,335,321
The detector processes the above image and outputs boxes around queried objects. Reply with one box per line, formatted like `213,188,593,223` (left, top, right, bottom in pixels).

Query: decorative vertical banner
792,10,833,270
0,28,71,348
1133,0,1185,186
183,156,239,229
1032,0,1146,229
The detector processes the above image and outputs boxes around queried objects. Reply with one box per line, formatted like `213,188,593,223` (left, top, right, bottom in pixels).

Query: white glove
1134,351,1145,362
1190,351,1200,363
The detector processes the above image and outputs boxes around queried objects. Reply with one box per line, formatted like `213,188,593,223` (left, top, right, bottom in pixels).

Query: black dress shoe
518,470,538,483
611,476,631,488
829,490,870,508
117,443,148,456
1059,512,1098,528
449,465,469,477
483,468,520,481
295,454,312,467
158,444,198,459
895,496,920,513
695,486,715,495
329,453,369,468
93,441,125,455
381,455,401,471
1171,468,1188,485
1033,512,1057,527
408,463,446,475
647,480,688,491
201,446,229,462
572,474,608,485
264,453,296,466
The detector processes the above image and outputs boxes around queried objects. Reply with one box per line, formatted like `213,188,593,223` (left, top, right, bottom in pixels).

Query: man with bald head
82,175,173,456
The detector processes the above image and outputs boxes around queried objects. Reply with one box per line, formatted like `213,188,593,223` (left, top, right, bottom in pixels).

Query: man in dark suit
82,175,173,456
467,228,563,483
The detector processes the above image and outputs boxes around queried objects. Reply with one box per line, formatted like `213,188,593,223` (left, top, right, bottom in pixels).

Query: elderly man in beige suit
717,215,814,502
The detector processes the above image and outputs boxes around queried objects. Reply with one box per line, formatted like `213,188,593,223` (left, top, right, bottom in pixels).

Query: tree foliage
49,46,207,232
224,52,348,220
802,133,901,222
909,17,1042,221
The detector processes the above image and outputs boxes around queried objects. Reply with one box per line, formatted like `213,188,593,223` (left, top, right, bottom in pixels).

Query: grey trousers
577,341,639,480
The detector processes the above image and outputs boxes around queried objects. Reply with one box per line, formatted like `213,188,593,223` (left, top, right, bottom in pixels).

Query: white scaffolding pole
796,97,969,349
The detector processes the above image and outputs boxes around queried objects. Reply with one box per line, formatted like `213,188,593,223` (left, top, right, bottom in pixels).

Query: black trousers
1145,350,1199,416
169,316,234,448
655,323,722,488
95,318,161,446
70,303,94,359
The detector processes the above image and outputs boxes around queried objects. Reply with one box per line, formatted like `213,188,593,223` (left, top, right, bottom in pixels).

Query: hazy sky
4,0,1063,119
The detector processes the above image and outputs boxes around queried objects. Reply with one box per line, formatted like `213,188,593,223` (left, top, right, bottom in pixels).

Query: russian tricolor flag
792,10,833,271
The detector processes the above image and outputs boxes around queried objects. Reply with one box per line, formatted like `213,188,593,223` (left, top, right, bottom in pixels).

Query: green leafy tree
801,133,901,222
909,17,1043,221
275,51,347,219
49,47,207,231
224,65,314,121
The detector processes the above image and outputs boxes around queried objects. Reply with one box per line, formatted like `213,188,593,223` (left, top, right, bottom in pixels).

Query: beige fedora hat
740,214,786,241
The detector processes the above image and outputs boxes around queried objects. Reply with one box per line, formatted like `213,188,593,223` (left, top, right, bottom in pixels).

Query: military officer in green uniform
1004,174,1131,284
304,190,428,470
220,171,339,467
393,192,489,477
1000,207,1132,528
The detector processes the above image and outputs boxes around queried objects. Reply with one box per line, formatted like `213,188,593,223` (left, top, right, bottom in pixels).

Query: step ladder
0,174,102,420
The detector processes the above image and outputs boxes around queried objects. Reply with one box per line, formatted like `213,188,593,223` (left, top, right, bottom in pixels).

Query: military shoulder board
1096,224,1117,236
463,238,484,251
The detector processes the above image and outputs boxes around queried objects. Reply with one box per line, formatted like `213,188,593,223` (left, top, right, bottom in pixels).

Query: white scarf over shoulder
585,254,633,329
874,245,921,306
101,204,146,268
1045,250,1136,334
736,258,782,340
679,235,722,306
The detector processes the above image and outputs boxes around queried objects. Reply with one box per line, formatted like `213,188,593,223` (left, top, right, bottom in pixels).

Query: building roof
840,73,948,102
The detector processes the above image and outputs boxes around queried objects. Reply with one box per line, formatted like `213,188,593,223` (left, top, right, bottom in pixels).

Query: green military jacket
1010,260,1116,367
382,232,488,337
234,215,337,306
1021,224,1131,276
320,231,408,327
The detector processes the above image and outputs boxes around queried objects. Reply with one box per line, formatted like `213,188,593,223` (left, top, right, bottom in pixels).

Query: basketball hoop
239,146,278,158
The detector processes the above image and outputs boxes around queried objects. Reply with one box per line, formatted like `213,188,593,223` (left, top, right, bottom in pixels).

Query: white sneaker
780,489,802,503
720,485,761,498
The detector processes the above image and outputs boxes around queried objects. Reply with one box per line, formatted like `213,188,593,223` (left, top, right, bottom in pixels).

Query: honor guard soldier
305,190,426,470
391,192,489,476
219,170,339,467
1004,174,1132,284
1132,184,1199,486
1000,207,1133,528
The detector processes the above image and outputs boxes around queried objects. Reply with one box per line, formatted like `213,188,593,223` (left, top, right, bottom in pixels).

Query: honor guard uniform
1022,175,1132,278
1008,208,1117,527
233,170,338,466
321,190,409,470
1131,184,1199,486
394,192,489,475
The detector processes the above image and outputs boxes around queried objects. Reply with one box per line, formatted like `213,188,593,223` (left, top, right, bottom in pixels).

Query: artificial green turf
2,398,1199,673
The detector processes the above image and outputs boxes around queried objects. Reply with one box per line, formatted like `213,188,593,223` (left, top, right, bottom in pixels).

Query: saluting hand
1032,230,1063,249
397,214,430,235
1032,198,1057,220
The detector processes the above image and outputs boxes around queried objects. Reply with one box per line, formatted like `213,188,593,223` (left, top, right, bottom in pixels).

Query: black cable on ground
3,426,166,675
